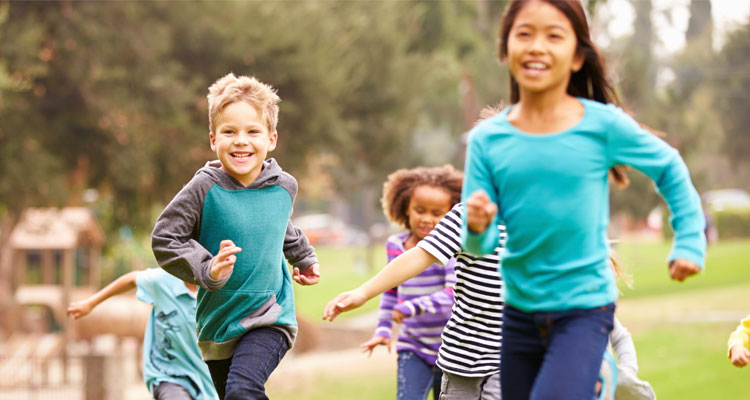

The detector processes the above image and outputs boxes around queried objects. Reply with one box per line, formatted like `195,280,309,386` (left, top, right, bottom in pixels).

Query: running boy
67,267,218,400
152,73,320,400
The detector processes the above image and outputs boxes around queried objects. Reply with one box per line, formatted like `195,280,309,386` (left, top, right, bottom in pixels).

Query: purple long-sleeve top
373,232,456,365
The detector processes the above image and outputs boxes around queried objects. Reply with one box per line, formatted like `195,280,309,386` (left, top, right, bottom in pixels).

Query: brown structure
8,207,105,383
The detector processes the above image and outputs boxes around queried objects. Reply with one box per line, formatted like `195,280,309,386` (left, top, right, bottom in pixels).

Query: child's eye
223,130,234,135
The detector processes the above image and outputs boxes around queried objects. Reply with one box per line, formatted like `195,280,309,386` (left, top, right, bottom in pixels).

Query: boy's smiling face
210,100,277,186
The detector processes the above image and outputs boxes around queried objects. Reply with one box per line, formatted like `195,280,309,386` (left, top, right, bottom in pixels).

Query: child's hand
210,240,242,280
67,299,94,320
360,336,391,357
730,344,750,367
293,263,320,286
668,258,701,282
466,190,498,234
322,289,368,322
392,309,406,324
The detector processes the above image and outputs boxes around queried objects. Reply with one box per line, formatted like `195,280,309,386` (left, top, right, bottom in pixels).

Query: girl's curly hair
380,165,463,230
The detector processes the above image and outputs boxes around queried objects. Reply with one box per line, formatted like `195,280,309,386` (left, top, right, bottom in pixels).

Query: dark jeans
206,327,289,400
397,350,442,400
500,303,615,400
152,381,193,400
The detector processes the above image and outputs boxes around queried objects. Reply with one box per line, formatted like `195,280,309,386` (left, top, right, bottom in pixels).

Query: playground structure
1,207,149,392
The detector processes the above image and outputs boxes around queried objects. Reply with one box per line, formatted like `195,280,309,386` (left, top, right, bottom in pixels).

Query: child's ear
571,52,585,73
209,131,216,151
268,130,278,151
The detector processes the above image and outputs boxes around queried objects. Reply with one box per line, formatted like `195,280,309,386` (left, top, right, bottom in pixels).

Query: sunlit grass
293,245,387,321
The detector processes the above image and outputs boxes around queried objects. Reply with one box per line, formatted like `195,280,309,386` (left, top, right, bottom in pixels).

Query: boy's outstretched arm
66,271,140,319
322,247,438,322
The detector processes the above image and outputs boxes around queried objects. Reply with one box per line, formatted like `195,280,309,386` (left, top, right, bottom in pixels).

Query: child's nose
234,133,250,145
529,36,546,53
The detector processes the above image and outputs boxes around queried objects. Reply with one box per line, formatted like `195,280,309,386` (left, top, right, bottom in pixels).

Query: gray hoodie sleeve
284,221,319,270
151,174,228,289
275,170,318,270
610,316,638,373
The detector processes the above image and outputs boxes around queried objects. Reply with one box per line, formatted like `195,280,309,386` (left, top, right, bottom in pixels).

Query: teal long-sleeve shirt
461,98,706,312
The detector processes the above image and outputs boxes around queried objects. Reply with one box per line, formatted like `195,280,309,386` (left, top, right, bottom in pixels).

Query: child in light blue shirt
68,267,217,400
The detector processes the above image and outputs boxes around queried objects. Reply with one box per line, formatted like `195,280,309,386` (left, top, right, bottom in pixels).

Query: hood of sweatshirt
196,158,284,191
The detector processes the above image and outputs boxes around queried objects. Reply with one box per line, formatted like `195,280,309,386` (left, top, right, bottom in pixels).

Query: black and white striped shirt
417,203,506,377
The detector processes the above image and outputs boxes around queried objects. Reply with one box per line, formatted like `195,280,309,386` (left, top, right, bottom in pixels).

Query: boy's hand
730,344,750,367
293,263,320,286
322,289,367,322
210,240,242,280
66,299,94,320
466,190,497,234
668,258,701,282
392,309,406,324
360,336,391,357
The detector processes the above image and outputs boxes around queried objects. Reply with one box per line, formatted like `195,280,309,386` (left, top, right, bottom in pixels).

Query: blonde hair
609,249,633,290
207,73,280,133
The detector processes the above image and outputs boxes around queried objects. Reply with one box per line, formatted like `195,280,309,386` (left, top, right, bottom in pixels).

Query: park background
0,0,748,399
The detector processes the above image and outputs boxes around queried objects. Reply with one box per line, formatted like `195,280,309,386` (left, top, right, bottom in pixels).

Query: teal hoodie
152,158,318,360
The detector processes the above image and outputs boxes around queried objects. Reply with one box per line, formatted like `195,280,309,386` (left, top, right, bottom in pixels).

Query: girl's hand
668,258,701,282
294,263,321,286
466,190,497,234
66,299,94,320
392,309,406,324
322,289,368,322
210,240,242,280
730,345,750,367
360,336,391,357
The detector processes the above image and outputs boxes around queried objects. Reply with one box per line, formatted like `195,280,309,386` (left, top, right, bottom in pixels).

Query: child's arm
728,315,750,367
462,131,501,256
152,176,235,290
282,220,320,285
610,317,638,375
322,247,439,321
608,109,706,280
66,271,139,319
391,259,455,323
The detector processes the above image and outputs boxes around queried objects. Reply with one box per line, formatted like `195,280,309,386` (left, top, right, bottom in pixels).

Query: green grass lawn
635,321,746,398
281,239,750,399
616,239,750,298
293,245,387,321
269,370,397,400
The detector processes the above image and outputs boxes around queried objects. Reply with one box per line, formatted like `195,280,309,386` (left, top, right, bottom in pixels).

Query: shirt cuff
394,302,417,318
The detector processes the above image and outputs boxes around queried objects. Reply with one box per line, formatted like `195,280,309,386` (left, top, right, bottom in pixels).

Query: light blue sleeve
135,268,163,306
461,130,501,256
607,108,706,268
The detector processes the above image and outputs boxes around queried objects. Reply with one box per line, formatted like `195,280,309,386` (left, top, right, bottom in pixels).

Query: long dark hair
498,0,629,187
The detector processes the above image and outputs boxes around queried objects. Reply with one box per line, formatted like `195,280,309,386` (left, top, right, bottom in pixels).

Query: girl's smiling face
406,185,453,242
505,0,584,97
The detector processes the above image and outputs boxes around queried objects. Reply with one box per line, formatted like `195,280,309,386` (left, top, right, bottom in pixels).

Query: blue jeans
397,350,442,400
500,304,615,400
206,327,289,400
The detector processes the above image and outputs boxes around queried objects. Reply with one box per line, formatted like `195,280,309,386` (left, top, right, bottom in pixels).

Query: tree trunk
0,211,21,336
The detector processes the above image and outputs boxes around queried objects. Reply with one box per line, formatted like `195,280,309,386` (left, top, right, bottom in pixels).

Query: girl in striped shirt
324,202,506,400
347,165,461,400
